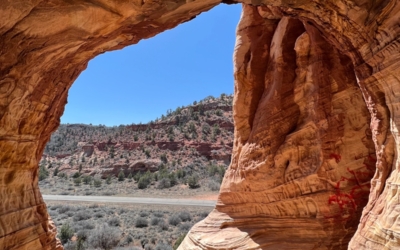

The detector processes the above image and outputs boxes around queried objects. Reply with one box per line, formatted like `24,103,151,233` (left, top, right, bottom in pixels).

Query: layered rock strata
2,0,400,249
181,5,375,249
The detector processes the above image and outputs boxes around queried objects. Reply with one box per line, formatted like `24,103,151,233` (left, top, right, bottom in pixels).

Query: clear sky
61,3,242,126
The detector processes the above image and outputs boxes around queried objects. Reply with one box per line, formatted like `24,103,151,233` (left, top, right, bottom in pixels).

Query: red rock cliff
1,0,400,249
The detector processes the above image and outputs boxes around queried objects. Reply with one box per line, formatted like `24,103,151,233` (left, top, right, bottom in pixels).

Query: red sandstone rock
98,159,160,178
2,0,400,249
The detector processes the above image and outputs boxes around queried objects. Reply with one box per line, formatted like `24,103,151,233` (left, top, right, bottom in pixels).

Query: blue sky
61,4,242,126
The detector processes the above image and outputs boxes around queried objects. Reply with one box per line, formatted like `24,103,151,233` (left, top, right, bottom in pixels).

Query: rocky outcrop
97,159,160,178
182,6,376,249
81,144,94,157
2,0,400,250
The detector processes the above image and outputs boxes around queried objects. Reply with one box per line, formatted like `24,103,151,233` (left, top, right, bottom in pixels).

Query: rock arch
1,0,400,249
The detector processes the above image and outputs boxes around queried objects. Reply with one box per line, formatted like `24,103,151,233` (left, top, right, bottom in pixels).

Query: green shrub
89,224,120,250
150,217,162,226
109,146,115,159
76,230,89,249
94,212,104,218
118,171,125,181
177,169,186,179
53,167,59,177
178,211,191,222
138,172,152,189
39,165,49,181
153,211,164,218
139,211,149,217
144,149,151,158
160,153,168,163
202,124,211,134
168,172,177,186
173,234,186,250
157,178,171,189
168,214,181,226
93,178,102,188
156,242,173,250
207,180,220,191
73,211,91,221
59,223,74,244
72,172,80,178
158,220,169,231
106,176,112,185
187,175,199,189
108,217,120,227
133,172,141,182
135,217,148,228
74,177,82,186
178,223,191,232
59,172,67,179
213,124,221,135
83,175,92,185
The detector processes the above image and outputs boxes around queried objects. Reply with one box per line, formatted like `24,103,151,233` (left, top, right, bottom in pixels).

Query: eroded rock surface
181,6,376,249
2,0,400,249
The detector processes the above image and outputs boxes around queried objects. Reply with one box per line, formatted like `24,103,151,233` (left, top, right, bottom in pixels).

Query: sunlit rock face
1,0,400,249
181,5,376,249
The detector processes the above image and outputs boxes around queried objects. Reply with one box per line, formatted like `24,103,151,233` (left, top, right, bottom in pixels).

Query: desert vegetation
39,94,232,197
40,95,231,249
40,160,226,198
47,201,212,250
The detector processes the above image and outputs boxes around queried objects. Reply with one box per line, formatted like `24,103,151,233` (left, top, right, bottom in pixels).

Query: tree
202,123,211,135
160,153,168,163
199,104,205,116
74,177,82,186
53,167,59,177
39,164,49,181
144,149,151,158
213,124,221,135
109,146,115,159
106,175,112,185
72,172,80,178
83,175,92,185
127,173,133,182
118,171,125,181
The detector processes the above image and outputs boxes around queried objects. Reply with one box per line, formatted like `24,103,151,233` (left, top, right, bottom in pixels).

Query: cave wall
181,5,376,249
1,0,400,249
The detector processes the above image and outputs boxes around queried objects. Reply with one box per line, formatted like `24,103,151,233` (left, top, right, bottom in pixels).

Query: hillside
39,94,233,197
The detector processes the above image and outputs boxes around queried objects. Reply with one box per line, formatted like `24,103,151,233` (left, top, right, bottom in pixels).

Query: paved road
43,195,217,207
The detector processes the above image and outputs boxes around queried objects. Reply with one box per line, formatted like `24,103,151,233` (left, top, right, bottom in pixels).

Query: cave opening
1,1,390,250
38,3,241,250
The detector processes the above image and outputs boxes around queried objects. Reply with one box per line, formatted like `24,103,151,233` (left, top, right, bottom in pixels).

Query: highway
43,195,217,207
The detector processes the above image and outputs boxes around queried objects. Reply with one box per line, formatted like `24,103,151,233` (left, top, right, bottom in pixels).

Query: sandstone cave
1,0,400,249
